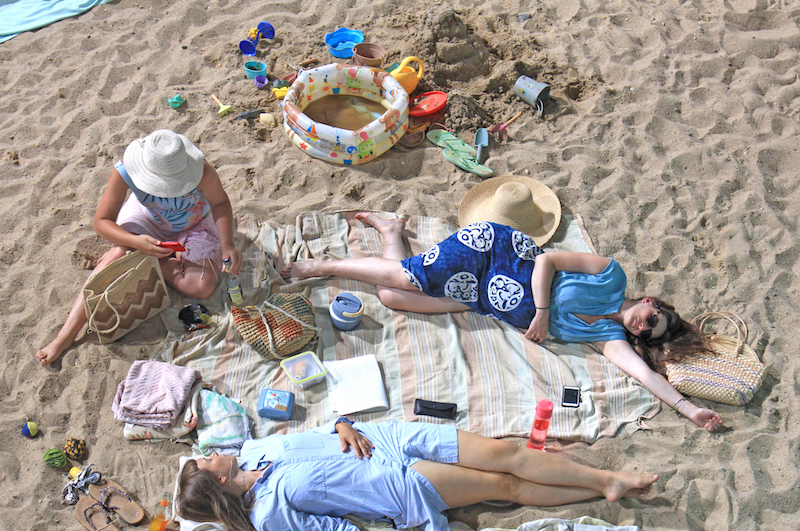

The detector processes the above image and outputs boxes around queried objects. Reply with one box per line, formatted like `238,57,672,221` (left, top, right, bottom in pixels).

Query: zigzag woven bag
665,311,765,406
232,293,318,360
83,250,171,343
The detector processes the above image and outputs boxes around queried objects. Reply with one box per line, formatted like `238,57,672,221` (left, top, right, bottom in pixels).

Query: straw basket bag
83,250,171,343
665,311,765,406
232,293,319,360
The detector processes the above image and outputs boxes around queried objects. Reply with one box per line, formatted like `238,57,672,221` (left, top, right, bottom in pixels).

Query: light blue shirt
240,420,455,531
548,259,628,342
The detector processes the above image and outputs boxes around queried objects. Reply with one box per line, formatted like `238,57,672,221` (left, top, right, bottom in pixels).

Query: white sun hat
123,130,205,198
458,175,562,247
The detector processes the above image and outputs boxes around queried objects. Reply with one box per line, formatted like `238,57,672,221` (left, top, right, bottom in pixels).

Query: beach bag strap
85,273,128,336
692,311,760,364
249,303,320,359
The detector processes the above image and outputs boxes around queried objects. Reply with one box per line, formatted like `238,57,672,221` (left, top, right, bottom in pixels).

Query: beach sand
1,0,797,529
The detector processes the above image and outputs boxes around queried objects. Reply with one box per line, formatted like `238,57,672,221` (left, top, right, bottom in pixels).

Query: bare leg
160,255,219,300
35,246,128,365
354,212,408,261
450,430,658,502
282,212,472,314
412,460,602,508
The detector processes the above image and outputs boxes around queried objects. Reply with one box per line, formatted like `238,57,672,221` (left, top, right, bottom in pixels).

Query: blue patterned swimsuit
401,222,543,328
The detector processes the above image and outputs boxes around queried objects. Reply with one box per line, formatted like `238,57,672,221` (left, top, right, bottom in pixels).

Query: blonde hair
177,460,256,531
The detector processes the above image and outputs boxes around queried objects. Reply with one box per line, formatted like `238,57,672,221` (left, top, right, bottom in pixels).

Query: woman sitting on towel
178,417,659,531
282,176,723,433
36,129,242,365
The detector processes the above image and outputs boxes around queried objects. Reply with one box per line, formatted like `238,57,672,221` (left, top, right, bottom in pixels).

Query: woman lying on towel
282,177,723,432
36,129,242,365
178,418,658,531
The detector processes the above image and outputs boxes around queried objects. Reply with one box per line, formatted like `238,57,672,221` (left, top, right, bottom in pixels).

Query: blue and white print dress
401,222,543,328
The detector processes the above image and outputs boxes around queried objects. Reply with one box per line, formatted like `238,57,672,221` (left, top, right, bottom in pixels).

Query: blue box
257,389,295,420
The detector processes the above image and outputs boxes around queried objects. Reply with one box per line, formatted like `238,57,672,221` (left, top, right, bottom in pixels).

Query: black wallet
414,399,457,420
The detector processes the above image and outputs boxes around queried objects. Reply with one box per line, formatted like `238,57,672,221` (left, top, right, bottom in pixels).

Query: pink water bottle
527,399,554,450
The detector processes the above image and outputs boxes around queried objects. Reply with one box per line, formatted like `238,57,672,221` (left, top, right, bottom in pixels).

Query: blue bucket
329,293,364,330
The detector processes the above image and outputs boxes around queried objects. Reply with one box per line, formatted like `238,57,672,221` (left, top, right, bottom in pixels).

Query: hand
524,311,549,343
222,246,243,275
335,422,374,459
690,407,724,432
133,234,174,259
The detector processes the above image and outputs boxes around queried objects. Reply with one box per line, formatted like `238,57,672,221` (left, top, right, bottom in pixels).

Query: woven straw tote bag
232,293,319,360
82,250,171,343
665,311,765,405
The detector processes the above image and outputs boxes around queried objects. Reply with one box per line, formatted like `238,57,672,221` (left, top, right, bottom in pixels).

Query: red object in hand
158,241,185,252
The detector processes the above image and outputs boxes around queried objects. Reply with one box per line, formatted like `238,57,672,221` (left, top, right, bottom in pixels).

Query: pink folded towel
112,360,202,430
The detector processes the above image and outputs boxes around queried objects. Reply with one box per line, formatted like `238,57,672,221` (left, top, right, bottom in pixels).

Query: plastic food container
257,388,295,420
281,351,327,389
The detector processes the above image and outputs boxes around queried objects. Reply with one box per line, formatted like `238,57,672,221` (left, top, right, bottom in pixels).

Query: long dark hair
177,460,256,531
626,298,714,375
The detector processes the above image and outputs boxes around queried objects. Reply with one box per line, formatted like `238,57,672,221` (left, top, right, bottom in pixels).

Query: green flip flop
443,148,494,178
426,130,478,157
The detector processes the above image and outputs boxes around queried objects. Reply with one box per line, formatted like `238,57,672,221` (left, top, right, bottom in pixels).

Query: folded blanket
112,360,202,430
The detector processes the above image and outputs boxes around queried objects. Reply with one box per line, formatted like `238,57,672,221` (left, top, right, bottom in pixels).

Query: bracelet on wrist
535,306,550,310
674,398,687,410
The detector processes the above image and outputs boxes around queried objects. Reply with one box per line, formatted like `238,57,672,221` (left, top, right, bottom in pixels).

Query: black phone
562,386,581,408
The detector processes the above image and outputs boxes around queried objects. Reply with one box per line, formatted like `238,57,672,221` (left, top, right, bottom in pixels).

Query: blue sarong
401,222,544,328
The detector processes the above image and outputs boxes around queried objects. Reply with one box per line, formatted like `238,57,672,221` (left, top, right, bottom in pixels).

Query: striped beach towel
155,211,659,443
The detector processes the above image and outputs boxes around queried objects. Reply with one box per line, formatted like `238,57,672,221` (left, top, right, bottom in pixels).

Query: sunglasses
638,313,660,341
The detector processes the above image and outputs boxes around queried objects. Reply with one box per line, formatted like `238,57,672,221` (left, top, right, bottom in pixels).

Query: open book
324,354,389,415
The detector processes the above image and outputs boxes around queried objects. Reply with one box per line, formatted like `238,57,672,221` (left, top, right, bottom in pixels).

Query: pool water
303,95,387,131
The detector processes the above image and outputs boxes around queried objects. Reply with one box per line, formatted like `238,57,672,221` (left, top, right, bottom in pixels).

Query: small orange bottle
148,493,171,531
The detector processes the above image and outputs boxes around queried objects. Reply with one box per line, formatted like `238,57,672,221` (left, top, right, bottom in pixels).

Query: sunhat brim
123,131,204,198
458,175,562,247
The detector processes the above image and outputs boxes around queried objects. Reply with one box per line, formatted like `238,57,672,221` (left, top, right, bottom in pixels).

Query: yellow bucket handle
397,56,424,80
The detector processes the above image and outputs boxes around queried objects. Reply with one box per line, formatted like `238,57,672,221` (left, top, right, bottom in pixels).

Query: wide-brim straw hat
123,129,204,198
458,175,561,246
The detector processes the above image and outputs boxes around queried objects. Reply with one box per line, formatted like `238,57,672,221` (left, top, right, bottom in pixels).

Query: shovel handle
501,111,524,130
211,94,224,107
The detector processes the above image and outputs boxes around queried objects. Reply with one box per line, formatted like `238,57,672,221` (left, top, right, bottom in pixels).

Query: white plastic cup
513,75,550,117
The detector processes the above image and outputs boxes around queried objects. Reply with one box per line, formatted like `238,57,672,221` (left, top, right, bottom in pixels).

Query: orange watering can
390,56,424,95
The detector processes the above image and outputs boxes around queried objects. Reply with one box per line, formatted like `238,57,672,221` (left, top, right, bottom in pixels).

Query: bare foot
35,337,72,365
604,473,658,502
280,259,327,280
355,212,406,236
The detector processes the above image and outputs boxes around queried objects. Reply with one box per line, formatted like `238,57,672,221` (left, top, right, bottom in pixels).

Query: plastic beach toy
239,21,275,56
282,63,410,165
254,75,269,89
168,94,185,109
244,60,267,79
325,27,364,58
409,91,446,117
390,56,424,95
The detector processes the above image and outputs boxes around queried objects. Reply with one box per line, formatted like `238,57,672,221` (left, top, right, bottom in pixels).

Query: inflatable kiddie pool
282,63,410,165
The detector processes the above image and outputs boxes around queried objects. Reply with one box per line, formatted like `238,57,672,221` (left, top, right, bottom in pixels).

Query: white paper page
324,354,389,415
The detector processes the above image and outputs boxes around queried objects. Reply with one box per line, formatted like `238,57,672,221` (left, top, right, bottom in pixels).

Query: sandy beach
1,0,797,529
